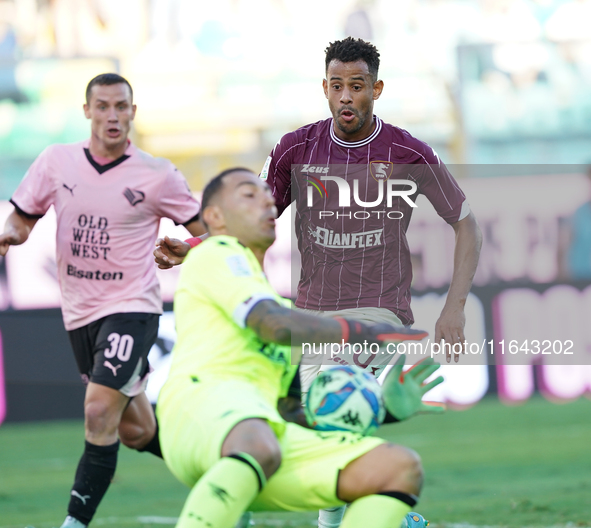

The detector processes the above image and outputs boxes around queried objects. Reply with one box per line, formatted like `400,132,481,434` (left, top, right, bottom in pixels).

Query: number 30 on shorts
105,333,135,362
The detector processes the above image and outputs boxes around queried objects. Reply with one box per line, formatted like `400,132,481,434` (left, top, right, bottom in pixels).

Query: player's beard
335,109,368,136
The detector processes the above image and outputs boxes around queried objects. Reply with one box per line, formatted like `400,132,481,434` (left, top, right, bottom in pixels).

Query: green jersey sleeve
182,236,280,328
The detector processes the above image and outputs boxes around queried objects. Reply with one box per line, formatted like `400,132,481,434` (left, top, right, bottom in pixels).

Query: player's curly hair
325,37,380,81
85,73,133,104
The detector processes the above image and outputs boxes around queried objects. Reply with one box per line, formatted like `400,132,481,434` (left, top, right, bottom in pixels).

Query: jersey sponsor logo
370,160,393,181
301,164,329,174
260,155,272,181
308,225,383,249
67,264,123,281
71,214,111,260
62,183,77,196
123,188,145,206
226,255,252,277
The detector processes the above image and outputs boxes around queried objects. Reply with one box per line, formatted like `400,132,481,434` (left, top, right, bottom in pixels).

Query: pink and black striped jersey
261,116,468,325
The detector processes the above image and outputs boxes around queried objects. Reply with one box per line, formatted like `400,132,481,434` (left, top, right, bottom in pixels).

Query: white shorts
297,307,404,395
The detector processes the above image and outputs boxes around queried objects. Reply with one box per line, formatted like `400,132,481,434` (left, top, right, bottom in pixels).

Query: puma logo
71,490,91,505
103,360,122,376
63,183,77,196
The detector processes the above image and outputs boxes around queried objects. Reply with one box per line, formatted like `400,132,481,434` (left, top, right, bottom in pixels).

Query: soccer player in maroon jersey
0,74,205,528
268,37,481,528
264,38,481,526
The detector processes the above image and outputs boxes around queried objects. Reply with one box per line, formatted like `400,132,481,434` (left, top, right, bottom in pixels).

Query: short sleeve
10,147,57,217
156,165,201,225
260,133,297,216
415,143,468,224
184,240,278,328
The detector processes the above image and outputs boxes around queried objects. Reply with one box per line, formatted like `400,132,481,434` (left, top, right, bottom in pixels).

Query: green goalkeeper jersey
162,235,297,406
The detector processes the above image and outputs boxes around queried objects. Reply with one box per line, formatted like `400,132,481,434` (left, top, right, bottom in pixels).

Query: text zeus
307,177,418,208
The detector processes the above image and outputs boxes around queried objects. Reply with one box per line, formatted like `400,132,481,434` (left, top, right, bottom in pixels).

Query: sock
137,421,163,458
318,506,346,528
67,440,120,525
340,494,413,528
177,453,265,528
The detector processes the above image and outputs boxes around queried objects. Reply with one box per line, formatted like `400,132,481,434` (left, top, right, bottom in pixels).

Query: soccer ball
305,365,385,436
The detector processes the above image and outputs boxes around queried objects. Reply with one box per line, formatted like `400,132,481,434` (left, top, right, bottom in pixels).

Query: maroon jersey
261,117,467,324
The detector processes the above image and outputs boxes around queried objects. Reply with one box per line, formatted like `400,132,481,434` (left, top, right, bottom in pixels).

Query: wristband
185,236,203,249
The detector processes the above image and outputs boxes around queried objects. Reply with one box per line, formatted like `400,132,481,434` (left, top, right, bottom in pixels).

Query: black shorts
68,312,160,396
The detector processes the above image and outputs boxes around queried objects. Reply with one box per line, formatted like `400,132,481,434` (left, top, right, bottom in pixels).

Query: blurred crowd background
1,0,591,198
1,0,591,422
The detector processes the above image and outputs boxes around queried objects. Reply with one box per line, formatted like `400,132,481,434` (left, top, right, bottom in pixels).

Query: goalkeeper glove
334,317,428,345
382,355,445,421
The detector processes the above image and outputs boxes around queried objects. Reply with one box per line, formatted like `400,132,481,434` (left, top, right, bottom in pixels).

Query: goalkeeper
157,168,444,528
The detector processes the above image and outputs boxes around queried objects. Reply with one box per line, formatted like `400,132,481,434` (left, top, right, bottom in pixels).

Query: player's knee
84,400,118,436
222,419,282,479
249,436,282,478
381,444,423,494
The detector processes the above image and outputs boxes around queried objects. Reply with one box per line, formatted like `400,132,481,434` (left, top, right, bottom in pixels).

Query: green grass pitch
0,395,589,528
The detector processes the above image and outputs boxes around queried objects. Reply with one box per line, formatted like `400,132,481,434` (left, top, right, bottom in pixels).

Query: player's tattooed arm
246,301,428,347
246,300,342,346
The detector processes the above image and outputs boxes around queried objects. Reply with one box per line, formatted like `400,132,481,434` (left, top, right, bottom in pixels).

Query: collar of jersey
209,235,263,271
208,235,252,254
329,116,382,148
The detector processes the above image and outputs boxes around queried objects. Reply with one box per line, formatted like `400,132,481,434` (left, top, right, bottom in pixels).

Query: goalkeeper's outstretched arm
245,300,428,348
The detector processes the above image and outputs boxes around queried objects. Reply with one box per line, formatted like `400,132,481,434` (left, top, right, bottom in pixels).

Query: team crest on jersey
123,188,145,206
370,161,393,182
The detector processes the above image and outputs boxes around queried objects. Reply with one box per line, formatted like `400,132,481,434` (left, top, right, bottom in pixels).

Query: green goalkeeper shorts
157,378,385,511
